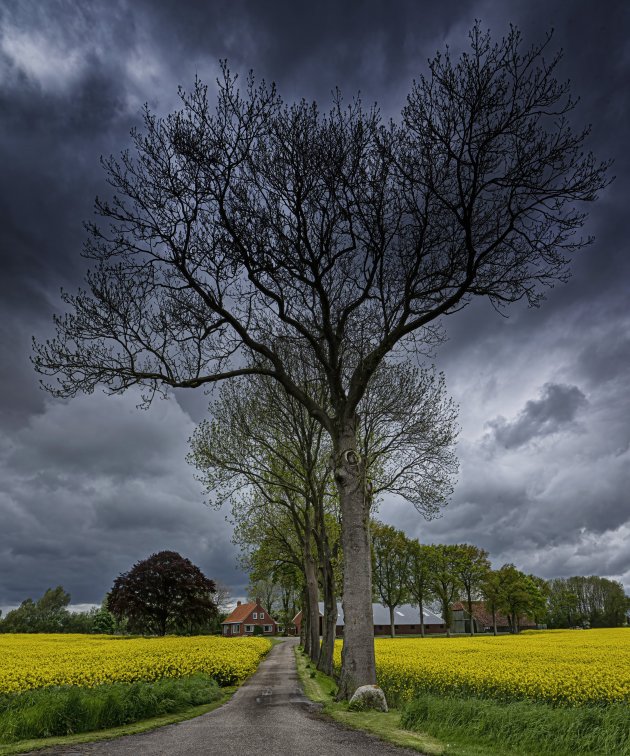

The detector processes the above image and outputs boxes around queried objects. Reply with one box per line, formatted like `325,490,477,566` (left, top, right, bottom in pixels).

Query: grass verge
0,675,232,753
294,648,445,755
401,693,630,756
294,648,630,756
0,691,234,756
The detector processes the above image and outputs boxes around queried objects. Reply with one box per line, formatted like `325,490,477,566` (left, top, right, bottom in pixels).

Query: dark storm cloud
0,390,241,608
486,383,588,449
1,0,629,605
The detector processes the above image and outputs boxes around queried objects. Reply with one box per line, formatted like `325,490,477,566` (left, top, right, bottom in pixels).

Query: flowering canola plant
334,629,630,706
0,634,271,694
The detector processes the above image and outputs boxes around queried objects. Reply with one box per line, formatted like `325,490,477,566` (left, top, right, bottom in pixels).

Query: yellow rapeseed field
0,634,271,694
334,629,630,706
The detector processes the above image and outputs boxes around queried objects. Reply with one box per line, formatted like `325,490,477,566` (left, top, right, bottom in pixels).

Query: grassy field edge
0,687,236,756
293,647,446,755
294,647,630,756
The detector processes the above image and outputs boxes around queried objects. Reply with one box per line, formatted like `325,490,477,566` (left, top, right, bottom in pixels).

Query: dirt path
25,638,423,755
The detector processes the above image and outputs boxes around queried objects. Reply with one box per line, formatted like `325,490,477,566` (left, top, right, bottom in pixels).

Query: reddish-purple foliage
108,551,217,635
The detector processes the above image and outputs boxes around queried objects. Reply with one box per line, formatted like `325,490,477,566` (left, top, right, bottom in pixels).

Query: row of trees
372,522,630,634
189,360,459,675
33,20,610,697
372,524,547,636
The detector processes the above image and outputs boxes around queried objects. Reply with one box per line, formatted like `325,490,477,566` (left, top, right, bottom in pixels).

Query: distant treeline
0,587,115,634
546,576,629,629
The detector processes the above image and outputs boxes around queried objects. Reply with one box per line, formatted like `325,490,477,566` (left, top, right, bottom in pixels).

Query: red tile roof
222,602,257,624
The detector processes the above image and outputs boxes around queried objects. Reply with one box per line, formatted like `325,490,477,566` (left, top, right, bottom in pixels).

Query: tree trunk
301,585,310,655
442,599,451,638
389,605,395,637
467,589,475,636
315,507,337,676
318,568,337,675
419,601,425,638
334,419,377,700
305,540,320,664
492,608,497,636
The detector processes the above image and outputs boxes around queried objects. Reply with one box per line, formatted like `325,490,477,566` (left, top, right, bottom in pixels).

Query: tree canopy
33,21,611,697
108,551,217,636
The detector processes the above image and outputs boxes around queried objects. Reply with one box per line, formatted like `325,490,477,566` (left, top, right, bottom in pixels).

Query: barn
293,602,446,636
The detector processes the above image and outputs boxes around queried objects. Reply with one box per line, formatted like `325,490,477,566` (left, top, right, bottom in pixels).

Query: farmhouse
221,598,278,636
293,602,446,636
451,601,539,633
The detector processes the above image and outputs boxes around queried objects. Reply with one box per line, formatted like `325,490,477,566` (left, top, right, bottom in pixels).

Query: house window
232,624,240,634
259,612,265,619
253,612,257,619
264,625,272,633
244,625,254,633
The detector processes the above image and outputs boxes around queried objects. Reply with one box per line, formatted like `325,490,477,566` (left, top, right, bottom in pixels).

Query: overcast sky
1,0,628,612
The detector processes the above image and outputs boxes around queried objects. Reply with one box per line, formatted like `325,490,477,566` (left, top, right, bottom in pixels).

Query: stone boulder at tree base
348,685,388,712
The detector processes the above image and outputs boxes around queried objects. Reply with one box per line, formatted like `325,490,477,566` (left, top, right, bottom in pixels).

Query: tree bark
334,419,377,700
467,590,475,636
301,585,310,655
318,567,337,675
419,602,425,638
314,504,337,676
492,608,497,636
389,605,396,638
442,600,451,638
304,535,321,664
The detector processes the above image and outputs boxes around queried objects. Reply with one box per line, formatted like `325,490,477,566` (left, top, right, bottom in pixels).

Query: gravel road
24,637,423,755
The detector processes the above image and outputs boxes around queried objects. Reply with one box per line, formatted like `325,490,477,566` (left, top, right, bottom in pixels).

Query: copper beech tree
34,24,610,697
108,551,217,636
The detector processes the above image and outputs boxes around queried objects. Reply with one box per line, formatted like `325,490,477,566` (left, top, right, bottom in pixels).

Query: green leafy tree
0,587,71,633
406,541,435,638
497,564,546,633
91,606,116,634
108,551,217,636
455,545,491,635
546,578,580,628
428,545,463,637
480,569,508,636
546,576,630,628
34,24,610,696
371,522,411,636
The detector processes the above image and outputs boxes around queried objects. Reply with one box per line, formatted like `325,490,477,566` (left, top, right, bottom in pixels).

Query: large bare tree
33,24,610,697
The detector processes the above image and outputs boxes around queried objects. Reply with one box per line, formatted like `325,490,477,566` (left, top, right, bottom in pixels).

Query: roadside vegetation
0,674,223,745
296,639,630,755
0,633,271,749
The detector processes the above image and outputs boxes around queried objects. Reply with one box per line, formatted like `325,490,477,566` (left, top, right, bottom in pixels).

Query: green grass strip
295,646,630,756
401,693,630,756
0,674,224,746
294,647,445,754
